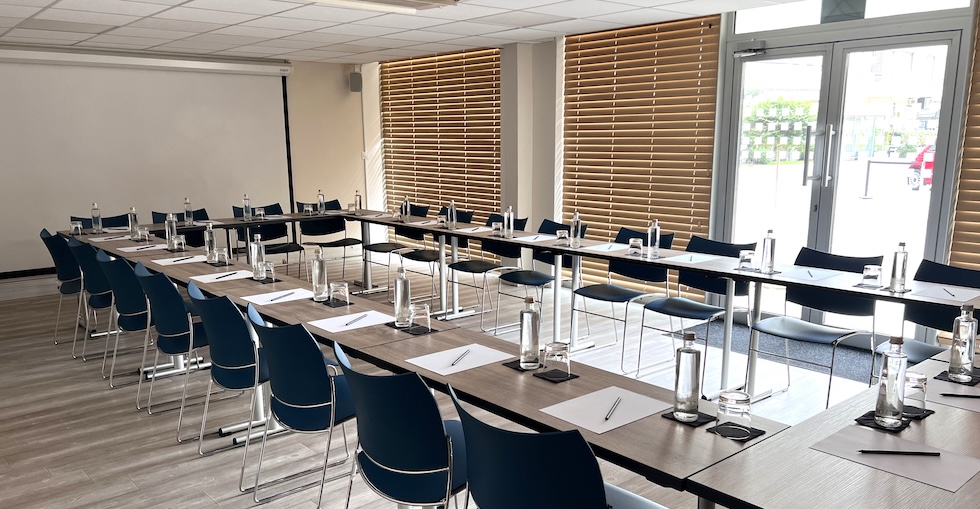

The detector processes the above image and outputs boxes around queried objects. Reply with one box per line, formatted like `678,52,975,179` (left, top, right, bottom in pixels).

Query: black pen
940,393,980,398
214,271,238,280
532,235,539,241
858,450,940,456
136,245,157,250
102,235,127,241
944,288,955,297
171,256,194,262
605,396,622,421
807,270,813,277
269,291,294,302
344,313,367,326
451,348,471,366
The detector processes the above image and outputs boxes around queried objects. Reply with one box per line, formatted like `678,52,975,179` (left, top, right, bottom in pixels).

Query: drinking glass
543,342,571,377
329,282,350,306
437,215,448,228
555,230,570,247
263,261,276,281
137,226,150,242
862,264,882,287
716,390,752,437
255,207,266,220
69,221,84,235
303,204,314,216
738,250,755,271
408,303,431,332
172,234,186,252
904,371,928,417
491,221,503,237
629,238,643,256
348,202,356,214
214,248,229,266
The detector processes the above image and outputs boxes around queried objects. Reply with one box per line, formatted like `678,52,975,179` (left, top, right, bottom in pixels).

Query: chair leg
343,446,359,509
238,387,259,492
176,344,198,443
53,293,65,345
72,292,87,359
315,418,337,508
136,322,152,409
826,345,838,409
146,349,161,414
252,411,273,503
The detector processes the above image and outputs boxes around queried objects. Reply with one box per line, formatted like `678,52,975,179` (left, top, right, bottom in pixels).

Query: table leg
438,233,448,316
436,236,476,320
359,219,375,291
721,278,735,392
697,497,717,509
746,281,764,396
568,254,594,352
553,253,563,344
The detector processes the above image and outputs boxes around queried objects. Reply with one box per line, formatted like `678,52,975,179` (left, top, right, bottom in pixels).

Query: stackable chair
66,237,114,360
571,227,674,354
296,199,362,281
232,202,304,276
151,209,210,247
750,247,882,408
449,386,666,509
638,236,755,381
95,250,151,387
334,343,467,509
361,203,430,296
401,206,475,302
39,229,82,345
247,306,355,505
135,263,210,440
71,213,129,229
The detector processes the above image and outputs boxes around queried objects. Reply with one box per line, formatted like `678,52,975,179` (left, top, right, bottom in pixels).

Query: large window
563,16,720,287
380,48,501,230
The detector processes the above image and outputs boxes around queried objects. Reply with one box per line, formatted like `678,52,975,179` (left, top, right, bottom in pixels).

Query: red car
908,145,935,190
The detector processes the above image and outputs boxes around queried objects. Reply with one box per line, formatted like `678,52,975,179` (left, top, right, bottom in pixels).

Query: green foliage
741,98,817,164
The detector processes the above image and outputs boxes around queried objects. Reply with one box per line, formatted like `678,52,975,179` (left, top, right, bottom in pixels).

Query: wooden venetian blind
949,3,980,269
380,48,501,228
563,16,720,286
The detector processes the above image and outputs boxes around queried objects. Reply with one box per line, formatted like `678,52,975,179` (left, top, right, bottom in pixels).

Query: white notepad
118,244,168,253
405,344,513,376
516,234,557,242
308,310,395,333
242,288,314,305
781,267,838,281
189,270,254,284
151,255,208,266
912,286,980,303
540,386,671,435
583,243,629,252
662,253,718,264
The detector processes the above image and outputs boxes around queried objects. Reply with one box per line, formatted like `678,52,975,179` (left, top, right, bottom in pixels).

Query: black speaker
348,72,362,92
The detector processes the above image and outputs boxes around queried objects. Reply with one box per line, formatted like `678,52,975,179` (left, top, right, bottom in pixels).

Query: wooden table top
687,359,980,508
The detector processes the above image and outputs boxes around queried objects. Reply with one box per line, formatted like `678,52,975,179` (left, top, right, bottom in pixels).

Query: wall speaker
348,71,362,92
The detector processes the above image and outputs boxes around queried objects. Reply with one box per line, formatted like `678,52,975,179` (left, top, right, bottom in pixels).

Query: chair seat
574,283,644,303
364,242,407,253
644,297,723,320
402,249,440,263
303,238,362,249
157,321,208,356
752,316,856,345
264,242,304,255
59,279,82,295
604,483,669,509
449,259,500,274
500,270,553,287
875,339,946,364
356,419,467,505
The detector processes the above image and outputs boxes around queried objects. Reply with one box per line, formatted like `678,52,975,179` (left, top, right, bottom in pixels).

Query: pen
940,393,980,398
606,245,613,250
171,256,194,262
344,313,367,326
689,255,694,261
136,245,156,250
605,397,622,421
214,271,238,280
807,270,813,277
944,288,955,297
451,348,471,366
269,291,294,302
858,450,940,456
532,235,539,240
103,236,127,240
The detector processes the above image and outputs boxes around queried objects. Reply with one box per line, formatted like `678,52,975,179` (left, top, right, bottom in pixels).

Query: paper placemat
811,424,980,492
662,253,718,264
263,214,288,220
193,220,223,226
151,255,208,266
409,220,439,226
456,226,493,233
912,286,980,303
307,310,394,333
781,267,838,281
540,386,671,435
89,235,131,243
926,378,980,413
103,226,130,232
118,244,168,253
361,213,392,218
242,288,314,306
189,270,254,284
583,243,629,253
405,343,513,376
516,234,557,242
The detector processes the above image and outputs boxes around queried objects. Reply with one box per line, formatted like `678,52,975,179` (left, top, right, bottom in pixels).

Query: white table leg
359,219,374,290
438,233,448,316
568,254,593,352
721,278,735,392
746,281,764,396
553,253,563,344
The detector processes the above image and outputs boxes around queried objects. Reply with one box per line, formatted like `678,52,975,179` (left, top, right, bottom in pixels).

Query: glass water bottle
91,203,102,234
128,207,139,240
250,234,266,280
402,198,412,223
874,336,908,429
394,265,412,327
949,304,977,382
761,229,776,274
311,248,329,302
889,242,908,292
570,211,583,248
183,197,193,226
673,332,701,422
165,213,178,250
502,206,515,239
354,189,363,211
447,200,457,230
647,219,661,259
243,194,252,221
204,223,217,263
519,297,541,370
317,189,326,215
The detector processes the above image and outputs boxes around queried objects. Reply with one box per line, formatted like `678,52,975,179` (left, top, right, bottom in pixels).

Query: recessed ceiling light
310,0,417,15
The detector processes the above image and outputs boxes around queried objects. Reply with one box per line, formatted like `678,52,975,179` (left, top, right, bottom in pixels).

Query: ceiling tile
527,0,636,17
245,38,327,49
1,36,80,45
153,6,261,24
352,13,450,30
107,26,197,39
444,34,513,48
128,0,185,5
467,0,565,8
658,0,772,15
183,32,265,45
606,0,690,5
181,0,298,16
0,0,56,6
4,27,93,40
212,25,298,39
217,44,286,55
34,9,139,26
85,33,171,45
370,47,422,57
276,4,382,23
377,30,460,43
474,11,571,27
126,17,224,32
282,31,361,44
483,27,561,41
318,43,386,53
314,23,403,37
0,4,41,17
531,18,620,35
274,48,351,59
421,20,506,36
404,41,470,53
17,18,112,33
415,3,508,20
155,39,238,51
240,16,335,31
76,41,153,49
360,37,418,49
588,8,680,25
53,0,170,17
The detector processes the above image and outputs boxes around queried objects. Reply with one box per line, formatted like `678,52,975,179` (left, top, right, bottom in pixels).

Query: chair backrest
67,238,112,295
71,214,129,229
150,209,209,246
135,264,191,337
533,219,589,269
906,259,980,330
296,199,345,237
394,204,431,242
607,227,674,283
40,229,81,284
679,236,757,296
787,247,883,316
448,386,606,509
438,206,476,249
191,287,260,390
96,250,148,320
232,203,288,243
479,213,529,259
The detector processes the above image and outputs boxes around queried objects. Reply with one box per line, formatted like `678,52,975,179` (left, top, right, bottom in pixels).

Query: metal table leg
568,254,594,352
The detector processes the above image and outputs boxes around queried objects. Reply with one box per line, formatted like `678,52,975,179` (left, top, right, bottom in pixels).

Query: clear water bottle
673,332,701,422
447,200,457,230
949,304,977,382
354,189,363,211
393,265,412,327
402,198,412,224
503,206,515,239
570,211,583,248
165,213,178,250
243,194,252,221
311,248,329,302
183,197,193,226
647,219,661,259
760,229,776,274
519,297,541,370
317,189,326,215
875,336,908,428
128,206,139,240
204,223,217,263
250,234,266,280
889,242,908,292
91,203,103,234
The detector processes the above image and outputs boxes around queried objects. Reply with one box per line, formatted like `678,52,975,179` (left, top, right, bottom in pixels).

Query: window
735,0,970,35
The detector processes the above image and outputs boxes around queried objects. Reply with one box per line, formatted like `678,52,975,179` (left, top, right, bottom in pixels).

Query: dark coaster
503,359,537,372
384,321,435,336
166,248,188,254
707,422,766,441
255,277,281,285
662,411,716,427
533,370,579,383
853,283,885,290
312,298,354,308
903,406,935,420
855,411,912,432
888,288,913,294
934,371,980,386
203,261,233,267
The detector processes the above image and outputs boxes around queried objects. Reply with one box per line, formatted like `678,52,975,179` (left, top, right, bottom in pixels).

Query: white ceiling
0,0,798,64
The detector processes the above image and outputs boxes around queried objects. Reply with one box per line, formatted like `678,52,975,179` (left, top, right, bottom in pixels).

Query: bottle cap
964,304,974,312
525,296,535,304
889,336,904,344
899,242,906,247
683,331,696,341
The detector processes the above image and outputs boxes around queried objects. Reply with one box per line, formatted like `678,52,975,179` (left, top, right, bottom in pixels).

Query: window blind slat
949,5,980,268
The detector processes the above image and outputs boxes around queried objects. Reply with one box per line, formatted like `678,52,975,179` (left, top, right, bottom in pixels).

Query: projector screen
0,61,290,274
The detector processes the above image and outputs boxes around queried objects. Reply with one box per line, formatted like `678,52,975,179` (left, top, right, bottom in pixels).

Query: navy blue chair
232,202,304,276
750,247,883,408
297,199,362,281
135,263,209,440
247,306,355,505
96,250,151,387
362,203,430,298
448,386,666,509
40,229,82,345
151,209,210,247
639,236,755,382
67,237,114,361
571,227,675,362
334,343,466,509
71,213,129,229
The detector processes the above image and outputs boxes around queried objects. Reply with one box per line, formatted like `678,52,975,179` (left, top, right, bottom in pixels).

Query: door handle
802,125,827,185
822,123,836,187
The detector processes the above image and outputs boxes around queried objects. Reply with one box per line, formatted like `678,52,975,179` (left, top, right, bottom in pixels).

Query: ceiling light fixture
310,0,417,15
